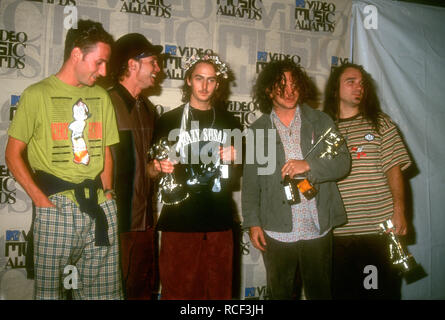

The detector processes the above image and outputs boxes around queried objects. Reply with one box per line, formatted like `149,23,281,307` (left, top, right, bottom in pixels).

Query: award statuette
149,138,189,206
319,129,345,159
304,127,345,160
379,219,418,273
282,127,344,201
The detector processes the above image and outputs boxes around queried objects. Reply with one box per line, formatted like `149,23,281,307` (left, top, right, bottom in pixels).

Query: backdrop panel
351,0,445,300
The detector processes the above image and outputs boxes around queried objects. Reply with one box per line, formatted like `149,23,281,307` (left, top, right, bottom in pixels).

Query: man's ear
71,47,83,62
128,58,139,72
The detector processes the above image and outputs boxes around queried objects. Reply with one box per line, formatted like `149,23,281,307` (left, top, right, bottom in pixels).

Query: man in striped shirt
323,63,412,299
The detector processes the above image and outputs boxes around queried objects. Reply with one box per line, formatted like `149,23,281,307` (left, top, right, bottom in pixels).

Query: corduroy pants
159,230,233,300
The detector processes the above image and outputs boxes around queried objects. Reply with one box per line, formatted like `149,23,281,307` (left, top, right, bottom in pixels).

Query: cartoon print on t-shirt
69,98,91,165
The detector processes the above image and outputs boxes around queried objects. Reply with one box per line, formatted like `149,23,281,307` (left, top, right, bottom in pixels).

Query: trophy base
403,263,428,284
161,190,190,206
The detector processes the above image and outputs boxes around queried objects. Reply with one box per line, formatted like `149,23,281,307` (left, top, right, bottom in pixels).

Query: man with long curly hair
242,59,350,299
323,63,412,299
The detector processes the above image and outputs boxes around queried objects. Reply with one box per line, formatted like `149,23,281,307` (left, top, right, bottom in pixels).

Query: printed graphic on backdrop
225,99,259,129
0,164,16,205
2,229,29,269
119,0,172,18
331,55,349,71
0,229,33,299
256,51,302,74
295,0,336,32
216,0,263,20
240,230,268,300
25,0,77,6
0,29,27,70
164,44,215,81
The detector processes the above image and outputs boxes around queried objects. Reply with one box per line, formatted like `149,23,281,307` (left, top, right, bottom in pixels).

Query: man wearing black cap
108,33,162,300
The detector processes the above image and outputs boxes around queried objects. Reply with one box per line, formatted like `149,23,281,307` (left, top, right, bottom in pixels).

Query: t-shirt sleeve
380,116,412,172
8,89,38,144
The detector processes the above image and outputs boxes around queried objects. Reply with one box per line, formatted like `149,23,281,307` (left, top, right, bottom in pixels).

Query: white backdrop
351,0,445,299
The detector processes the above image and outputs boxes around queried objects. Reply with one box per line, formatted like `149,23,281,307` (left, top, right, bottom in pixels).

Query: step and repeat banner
0,0,352,299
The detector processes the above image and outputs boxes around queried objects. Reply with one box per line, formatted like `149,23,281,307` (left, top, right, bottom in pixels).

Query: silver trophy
379,219,418,273
319,129,345,159
294,127,345,200
304,127,345,160
149,137,189,206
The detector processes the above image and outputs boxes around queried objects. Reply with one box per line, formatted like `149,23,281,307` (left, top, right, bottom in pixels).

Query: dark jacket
241,104,350,234
108,84,157,233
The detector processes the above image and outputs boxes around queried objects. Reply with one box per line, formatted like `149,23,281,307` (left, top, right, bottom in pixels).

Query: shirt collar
114,83,139,113
270,105,301,129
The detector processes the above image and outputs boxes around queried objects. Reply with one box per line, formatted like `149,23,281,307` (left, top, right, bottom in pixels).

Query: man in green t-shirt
5,20,122,300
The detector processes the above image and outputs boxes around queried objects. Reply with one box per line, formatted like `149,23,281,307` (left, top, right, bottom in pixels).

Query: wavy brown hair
252,59,319,114
323,63,382,133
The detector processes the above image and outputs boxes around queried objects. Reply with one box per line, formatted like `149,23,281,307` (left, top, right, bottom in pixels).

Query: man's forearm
101,146,114,191
5,137,53,207
386,165,408,235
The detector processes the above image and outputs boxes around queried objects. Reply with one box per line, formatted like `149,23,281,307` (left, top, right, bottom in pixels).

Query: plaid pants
33,194,123,300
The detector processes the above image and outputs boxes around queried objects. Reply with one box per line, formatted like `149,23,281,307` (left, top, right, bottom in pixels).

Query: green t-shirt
8,75,119,203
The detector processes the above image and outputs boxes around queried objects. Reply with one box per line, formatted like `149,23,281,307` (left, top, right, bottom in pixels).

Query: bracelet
103,189,116,199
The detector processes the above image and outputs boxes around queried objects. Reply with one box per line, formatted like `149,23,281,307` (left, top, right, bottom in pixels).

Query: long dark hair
252,59,318,114
323,63,382,133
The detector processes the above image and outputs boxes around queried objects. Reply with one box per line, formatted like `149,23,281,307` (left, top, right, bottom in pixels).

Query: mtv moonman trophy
288,127,345,200
379,219,418,273
149,137,189,206
319,128,345,159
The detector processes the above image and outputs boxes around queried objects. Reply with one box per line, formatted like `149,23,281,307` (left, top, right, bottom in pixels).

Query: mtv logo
6,230,20,241
296,0,305,8
257,51,267,62
165,45,177,56
11,95,20,106
245,287,255,297
331,56,349,67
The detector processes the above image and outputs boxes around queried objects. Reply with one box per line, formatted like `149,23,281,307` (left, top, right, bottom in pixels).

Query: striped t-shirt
334,113,411,236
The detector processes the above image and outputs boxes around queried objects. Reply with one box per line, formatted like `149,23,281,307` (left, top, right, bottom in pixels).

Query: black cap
111,33,163,78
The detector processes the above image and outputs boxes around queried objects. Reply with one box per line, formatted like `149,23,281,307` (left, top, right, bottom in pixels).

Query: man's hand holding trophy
149,137,189,206
283,127,345,204
379,219,418,274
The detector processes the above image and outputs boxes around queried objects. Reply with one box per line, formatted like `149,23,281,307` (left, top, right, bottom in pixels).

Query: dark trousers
262,231,332,300
120,228,157,300
159,230,233,300
332,234,402,300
